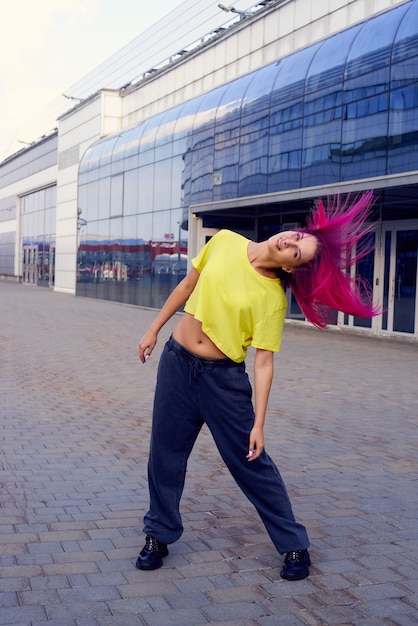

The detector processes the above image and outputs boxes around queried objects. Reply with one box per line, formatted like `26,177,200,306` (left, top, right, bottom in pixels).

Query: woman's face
268,230,318,271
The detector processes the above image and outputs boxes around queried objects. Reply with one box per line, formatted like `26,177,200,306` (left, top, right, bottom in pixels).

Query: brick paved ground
0,280,417,626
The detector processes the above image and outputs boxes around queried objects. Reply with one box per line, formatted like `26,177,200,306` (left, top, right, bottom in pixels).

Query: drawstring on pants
189,356,203,386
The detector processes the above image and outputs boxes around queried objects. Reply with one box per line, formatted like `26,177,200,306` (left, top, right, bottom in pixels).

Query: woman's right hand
137,268,200,364
139,329,158,363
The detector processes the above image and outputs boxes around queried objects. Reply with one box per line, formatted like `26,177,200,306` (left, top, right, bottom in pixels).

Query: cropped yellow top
184,230,287,362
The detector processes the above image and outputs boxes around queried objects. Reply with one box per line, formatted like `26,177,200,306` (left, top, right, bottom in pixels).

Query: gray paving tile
1,282,417,626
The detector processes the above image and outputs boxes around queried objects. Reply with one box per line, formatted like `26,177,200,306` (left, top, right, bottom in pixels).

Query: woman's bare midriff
173,312,227,359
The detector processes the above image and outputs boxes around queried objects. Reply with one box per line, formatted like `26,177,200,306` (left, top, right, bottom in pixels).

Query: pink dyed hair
281,191,381,328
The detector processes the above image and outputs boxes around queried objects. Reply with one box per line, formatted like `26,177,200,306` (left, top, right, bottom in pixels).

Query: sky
0,0,188,160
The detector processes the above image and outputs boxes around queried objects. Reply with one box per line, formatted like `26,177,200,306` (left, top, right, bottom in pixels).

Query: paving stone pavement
0,280,417,626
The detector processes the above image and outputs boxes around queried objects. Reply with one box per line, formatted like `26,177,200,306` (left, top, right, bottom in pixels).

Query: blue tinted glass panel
154,209,186,299
122,214,137,242
138,163,154,212
302,122,342,187
171,155,185,209
213,139,239,201
182,147,192,209
87,180,100,221
98,177,110,220
342,11,394,183
138,147,155,166
151,210,177,309
123,169,138,216
164,207,188,282
345,5,409,79
391,1,418,94
137,116,162,172
239,64,279,197
153,159,172,211
392,1,418,63
152,209,172,243
170,100,200,158
140,114,165,150
100,136,119,167
189,146,213,205
172,206,187,255
268,46,319,192
80,136,116,176
121,213,151,295
241,107,270,140
388,84,418,174
342,42,390,181
268,145,302,192
215,73,253,139
155,108,181,144
112,133,128,163
124,125,146,160
173,98,200,137
242,63,278,111
78,184,88,218
155,141,173,161
94,218,110,242
239,127,268,196
137,212,153,242
391,54,418,90
125,153,139,172
77,217,107,293
213,76,251,201
268,122,303,192
303,63,344,186
79,143,98,174
110,175,123,217
192,84,228,148
109,216,122,241
271,45,320,106
341,103,389,180
154,108,181,160
306,26,359,93
120,214,139,290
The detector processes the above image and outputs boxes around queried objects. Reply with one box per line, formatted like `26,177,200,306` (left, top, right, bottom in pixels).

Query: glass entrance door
382,225,418,335
22,244,38,284
22,242,55,287
341,230,377,331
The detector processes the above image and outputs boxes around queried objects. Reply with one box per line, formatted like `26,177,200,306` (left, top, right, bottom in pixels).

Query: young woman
136,192,379,580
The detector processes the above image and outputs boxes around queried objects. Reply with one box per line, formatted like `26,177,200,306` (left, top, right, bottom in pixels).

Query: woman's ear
281,266,295,275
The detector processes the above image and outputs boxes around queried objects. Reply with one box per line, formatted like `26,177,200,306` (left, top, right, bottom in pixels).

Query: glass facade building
0,135,57,280
76,0,418,326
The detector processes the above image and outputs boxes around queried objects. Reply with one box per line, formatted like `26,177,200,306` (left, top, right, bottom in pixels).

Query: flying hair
280,191,381,328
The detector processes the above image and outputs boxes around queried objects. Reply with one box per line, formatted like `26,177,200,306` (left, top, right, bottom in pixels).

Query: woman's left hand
246,425,265,461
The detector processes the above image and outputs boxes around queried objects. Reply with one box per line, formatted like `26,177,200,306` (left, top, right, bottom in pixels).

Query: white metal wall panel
54,96,107,293
118,0,405,135
0,220,15,234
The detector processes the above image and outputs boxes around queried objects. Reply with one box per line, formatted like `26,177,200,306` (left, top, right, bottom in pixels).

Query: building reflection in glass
77,0,418,310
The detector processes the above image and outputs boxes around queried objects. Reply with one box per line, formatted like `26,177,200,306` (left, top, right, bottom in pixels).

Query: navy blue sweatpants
143,335,309,554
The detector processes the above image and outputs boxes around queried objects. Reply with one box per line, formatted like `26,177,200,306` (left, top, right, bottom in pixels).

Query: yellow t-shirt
184,230,287,362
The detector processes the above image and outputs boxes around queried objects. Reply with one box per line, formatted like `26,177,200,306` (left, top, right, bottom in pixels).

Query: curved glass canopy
77,0,418,310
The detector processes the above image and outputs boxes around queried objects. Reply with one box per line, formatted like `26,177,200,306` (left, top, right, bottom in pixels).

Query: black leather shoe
280,549,311,580
135,535,168,571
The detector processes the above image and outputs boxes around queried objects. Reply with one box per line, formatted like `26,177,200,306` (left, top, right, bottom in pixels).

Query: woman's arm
247,348,274,461
138,267,200,362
